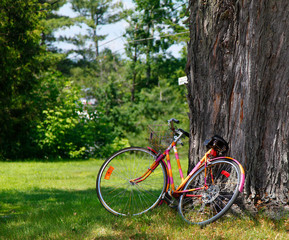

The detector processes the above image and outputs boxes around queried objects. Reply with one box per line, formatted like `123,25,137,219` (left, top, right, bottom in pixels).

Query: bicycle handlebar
179,128,190,138
167,118,190,138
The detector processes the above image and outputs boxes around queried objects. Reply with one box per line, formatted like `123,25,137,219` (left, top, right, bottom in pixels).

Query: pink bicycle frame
148,143,245,195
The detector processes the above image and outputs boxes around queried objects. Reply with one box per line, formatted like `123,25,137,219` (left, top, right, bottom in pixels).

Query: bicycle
96,118,245,226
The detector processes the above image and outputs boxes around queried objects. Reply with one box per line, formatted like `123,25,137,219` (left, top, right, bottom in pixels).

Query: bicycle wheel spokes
179,159,241,225
97,147,167,216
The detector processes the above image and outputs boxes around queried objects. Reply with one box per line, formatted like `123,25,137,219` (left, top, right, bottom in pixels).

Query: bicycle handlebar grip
179,128,190,138
168,118,180,124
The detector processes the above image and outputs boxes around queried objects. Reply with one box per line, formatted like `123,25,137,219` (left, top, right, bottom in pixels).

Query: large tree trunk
186,0,289,211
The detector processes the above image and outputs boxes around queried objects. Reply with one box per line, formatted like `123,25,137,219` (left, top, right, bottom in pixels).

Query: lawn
0,159,288,239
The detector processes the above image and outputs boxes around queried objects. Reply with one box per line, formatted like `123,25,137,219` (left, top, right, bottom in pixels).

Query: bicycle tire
178,158,241,226
96,147,167,216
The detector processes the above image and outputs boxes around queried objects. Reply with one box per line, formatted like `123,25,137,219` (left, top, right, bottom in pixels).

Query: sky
54,1,184,58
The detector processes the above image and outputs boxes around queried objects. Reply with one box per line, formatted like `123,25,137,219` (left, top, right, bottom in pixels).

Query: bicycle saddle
204,135,229,155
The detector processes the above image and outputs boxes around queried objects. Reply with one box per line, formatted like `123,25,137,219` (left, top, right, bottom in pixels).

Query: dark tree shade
186,0,289,210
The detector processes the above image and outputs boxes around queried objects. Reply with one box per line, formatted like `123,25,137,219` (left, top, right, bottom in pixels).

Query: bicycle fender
209,157,245,193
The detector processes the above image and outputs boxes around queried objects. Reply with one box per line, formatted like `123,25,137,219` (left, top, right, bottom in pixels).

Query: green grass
0,159,288,239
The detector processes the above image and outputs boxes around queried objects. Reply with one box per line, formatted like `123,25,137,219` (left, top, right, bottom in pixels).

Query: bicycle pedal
162,192,173,202
162,193,178,209
168,201,179,209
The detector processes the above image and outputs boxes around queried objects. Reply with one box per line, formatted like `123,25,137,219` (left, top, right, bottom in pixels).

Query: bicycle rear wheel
96,147,167,216
178,158,241,226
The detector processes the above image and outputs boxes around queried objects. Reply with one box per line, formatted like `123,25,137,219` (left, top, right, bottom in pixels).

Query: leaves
35,78,119,159
0,0,189,160
69,0,124,58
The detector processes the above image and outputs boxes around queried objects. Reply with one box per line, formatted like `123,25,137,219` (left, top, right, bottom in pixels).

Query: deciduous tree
186,0,289,210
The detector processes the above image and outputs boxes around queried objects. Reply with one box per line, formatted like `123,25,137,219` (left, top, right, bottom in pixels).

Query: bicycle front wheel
96,147,167,216
178,158,241,226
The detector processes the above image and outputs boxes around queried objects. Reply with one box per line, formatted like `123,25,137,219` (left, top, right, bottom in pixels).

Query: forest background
0,0,190,160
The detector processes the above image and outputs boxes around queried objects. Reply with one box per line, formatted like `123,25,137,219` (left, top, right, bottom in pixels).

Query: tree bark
186,0,289,211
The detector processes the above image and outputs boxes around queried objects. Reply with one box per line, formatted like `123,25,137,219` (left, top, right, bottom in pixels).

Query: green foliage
35,78,119,159
123,0,189,105
38,0,71,51
67,0,124,58
0,0,46,159
0,0,190,160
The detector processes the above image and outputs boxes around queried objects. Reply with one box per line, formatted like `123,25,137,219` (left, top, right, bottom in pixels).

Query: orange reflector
104,166,115,180
221,170,230,178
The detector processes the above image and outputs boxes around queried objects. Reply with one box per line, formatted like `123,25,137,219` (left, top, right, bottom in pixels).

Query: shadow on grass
0,188,105,239
0,158,100,163
0,188,183,239
2,188,287,239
